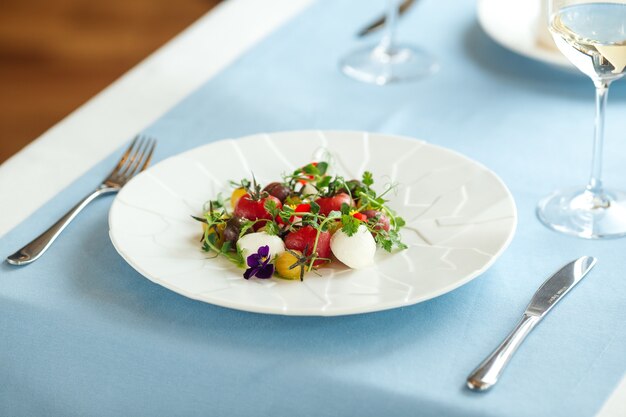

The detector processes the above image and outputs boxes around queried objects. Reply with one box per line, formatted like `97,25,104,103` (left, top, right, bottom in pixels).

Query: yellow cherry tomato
230,187,247,209
275,250,304,280
284,195,302,206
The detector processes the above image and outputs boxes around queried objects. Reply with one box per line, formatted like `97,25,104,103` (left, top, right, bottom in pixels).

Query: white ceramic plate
109,131,517,316
477,0,573,70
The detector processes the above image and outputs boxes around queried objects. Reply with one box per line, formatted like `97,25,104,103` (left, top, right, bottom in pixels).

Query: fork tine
137,139,156,174
117,135,148,178
123,136,153,178
108,136,139,177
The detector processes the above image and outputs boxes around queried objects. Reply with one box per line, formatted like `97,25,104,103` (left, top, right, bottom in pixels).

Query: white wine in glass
537,1,626,238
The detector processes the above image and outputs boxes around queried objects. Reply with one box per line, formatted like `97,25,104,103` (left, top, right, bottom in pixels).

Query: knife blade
357,0,416,37
466,256,597,392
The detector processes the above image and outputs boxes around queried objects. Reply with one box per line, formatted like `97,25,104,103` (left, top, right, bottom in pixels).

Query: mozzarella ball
301,182,318,197
330,225,376,269
237,232,285,259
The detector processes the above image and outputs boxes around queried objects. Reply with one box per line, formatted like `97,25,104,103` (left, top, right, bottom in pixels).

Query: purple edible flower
243,245,274,279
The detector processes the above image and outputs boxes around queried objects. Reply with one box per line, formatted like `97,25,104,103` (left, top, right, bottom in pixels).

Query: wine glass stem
379,0,399,54
587,81,610,198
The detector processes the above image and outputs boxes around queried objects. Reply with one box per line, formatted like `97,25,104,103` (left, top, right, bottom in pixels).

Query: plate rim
108,130,518,316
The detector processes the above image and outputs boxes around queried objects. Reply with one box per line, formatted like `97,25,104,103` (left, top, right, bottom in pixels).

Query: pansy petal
243,267,257,279
256,263,275,279
257,245,270,258
247,254,261,268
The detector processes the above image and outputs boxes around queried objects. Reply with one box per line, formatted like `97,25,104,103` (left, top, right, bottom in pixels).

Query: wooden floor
0,0,219,163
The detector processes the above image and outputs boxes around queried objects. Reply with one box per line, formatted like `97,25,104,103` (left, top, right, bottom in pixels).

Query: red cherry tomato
234,194,282,222
262,182,291,203
361,209,391,232
295,203,311,213
352,212,368,222
284,226,331,266
314,193,354,216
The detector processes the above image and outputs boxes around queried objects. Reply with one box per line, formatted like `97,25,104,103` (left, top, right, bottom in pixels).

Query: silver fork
6,135,156,266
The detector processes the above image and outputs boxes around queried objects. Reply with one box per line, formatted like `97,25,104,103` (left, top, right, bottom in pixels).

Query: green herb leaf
376,235,393,252
374,228,407,252
233,247,245,266
229,179,250,191
264,221,280,236
395,216,406,228
362,171,374,187
302,163,319,175
264,199,279,217
282,205,295,216
203,193,226,212
341,214,360,236
316,175,331,190
221,240,233,253
238,220,255,237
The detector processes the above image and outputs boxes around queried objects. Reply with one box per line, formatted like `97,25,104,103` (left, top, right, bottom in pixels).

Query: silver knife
357,0,416,37
466,256,597,391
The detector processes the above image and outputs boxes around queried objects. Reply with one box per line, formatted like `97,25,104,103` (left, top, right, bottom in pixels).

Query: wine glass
339,0,438,85
537,0,626,238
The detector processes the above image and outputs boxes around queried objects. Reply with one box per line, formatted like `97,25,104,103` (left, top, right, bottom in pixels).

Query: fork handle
6,186,117,266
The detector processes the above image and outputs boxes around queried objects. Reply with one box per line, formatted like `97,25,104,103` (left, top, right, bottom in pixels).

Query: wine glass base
339,43,439,85
537,187,626,239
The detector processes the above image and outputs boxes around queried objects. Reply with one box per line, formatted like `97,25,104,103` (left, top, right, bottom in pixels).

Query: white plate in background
477,0,573,70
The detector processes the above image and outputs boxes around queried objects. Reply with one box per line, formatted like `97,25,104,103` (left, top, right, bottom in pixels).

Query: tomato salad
193,162,407,281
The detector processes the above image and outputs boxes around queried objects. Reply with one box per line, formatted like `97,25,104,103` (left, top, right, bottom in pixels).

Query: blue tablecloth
2,1,626,416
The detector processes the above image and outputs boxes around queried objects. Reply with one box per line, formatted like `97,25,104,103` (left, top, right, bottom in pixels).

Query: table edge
0,0,313,238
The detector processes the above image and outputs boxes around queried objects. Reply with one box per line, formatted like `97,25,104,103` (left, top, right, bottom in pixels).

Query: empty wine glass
340,0,438,85
537,0,626,238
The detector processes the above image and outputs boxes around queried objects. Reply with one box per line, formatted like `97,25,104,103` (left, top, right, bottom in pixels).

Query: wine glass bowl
340,0,438,85
537,0,626,239
340,43,438,85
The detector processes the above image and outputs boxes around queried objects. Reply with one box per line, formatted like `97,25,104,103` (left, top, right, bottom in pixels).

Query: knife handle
466,313,541,391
